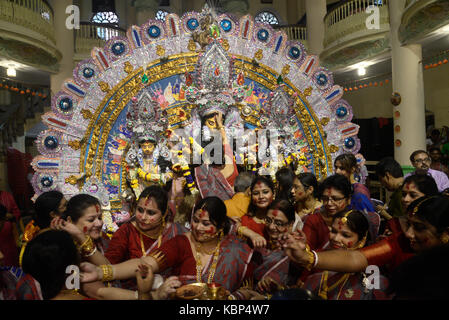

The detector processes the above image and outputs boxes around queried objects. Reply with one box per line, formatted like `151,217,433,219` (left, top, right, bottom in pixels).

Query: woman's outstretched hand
250,233,267,248
80,262,102,283
154,276,182,300
214,112,224,129
136,261,154,299
281,230,308,264
256,277,282,294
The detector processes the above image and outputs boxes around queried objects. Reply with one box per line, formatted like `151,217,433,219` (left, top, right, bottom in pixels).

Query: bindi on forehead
403,182,414,191
140,197,158,209
199,209,208,219
337,219,343,230
272,210,279,217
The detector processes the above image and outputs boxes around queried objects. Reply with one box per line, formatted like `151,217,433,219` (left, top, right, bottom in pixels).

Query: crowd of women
1,152,448,300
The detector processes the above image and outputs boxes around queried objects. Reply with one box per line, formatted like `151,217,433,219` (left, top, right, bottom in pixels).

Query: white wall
342,61,449,130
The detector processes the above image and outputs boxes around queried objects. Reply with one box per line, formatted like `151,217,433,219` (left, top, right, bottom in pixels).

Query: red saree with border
155,234,253,293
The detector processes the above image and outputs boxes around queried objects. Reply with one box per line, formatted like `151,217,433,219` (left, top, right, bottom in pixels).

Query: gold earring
440,234,449,244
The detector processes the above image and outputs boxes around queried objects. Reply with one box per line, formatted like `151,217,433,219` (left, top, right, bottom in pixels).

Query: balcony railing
75,22,126,57
274,25,307,41
0,0,55,43
324,0,390,48
325,0,389,27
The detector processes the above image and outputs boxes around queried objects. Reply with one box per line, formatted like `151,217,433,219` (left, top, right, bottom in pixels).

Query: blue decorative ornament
345,137,355,149
83,67,95,78
336,106,348,118
148,25,161,38
59,98,73,112
44,136,59,150
316,73,328,86
41,176,53,188
111,42,125,55
257,29,269,42
220,19,232,32
289,47,301,59
187,18,199,31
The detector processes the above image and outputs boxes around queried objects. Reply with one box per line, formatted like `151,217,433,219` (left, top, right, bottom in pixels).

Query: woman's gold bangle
79,236,95,257
304,245,316,271
237,226,247,238
100,264,114,282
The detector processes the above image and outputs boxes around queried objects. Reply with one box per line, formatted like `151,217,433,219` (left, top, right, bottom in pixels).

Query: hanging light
357,67,366,76
7,67,16,77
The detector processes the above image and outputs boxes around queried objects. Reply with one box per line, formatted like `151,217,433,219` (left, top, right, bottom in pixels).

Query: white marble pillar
305,0,326,55
389,0,426,168
50,0,75,96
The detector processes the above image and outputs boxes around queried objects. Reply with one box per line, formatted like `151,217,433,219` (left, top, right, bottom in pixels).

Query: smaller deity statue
124,92,173,199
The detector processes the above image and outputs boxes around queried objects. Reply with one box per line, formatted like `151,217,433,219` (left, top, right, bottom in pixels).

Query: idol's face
140,141,156,156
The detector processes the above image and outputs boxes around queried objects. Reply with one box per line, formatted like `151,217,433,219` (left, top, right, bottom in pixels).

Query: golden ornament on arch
320,117,330,126
124,61,134,74
281,65,290,76
65,175,80,185
81,109,94,120
68,140,82,150
303,87,313,97
329,145,339,153
222,39,230,51
254,49,263,61
98,81,110,93
156,45,166,57
188,40,197,52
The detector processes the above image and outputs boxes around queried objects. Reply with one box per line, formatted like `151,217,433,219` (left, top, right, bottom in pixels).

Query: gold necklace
60,289,83,297
194,238,221,284
318,271,351,300
252,216,265,224
136,223,164,256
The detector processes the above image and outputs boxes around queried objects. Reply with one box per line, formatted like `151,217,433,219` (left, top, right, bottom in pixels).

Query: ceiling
0,58,51,86
332,24,449,86
1,4,448,91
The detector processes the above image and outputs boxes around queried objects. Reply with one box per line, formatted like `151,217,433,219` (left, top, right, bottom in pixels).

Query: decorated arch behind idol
32,6,360,235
